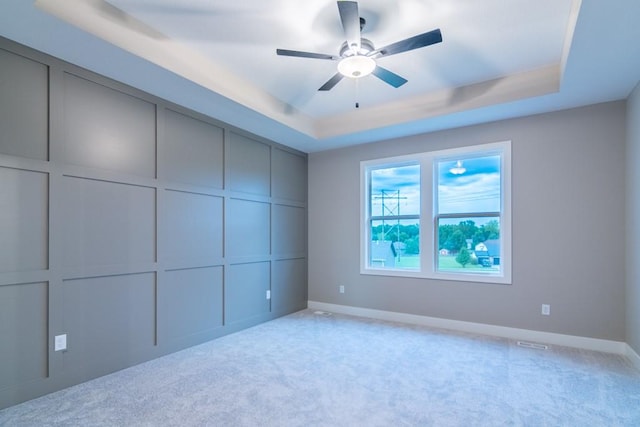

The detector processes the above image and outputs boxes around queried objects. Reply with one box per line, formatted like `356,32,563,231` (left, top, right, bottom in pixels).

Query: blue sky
438,155,501,214
370,155,501,216
371,164,420,216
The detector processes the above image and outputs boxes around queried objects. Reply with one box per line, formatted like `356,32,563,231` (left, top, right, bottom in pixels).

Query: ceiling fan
276,0,442,91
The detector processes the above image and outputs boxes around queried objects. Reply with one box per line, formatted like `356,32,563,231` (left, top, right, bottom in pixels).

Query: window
361,141,511,284
368,163,420,270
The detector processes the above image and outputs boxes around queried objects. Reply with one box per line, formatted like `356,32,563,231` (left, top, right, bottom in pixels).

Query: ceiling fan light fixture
450,160,466,175
276,1,442,91
337,55,376,78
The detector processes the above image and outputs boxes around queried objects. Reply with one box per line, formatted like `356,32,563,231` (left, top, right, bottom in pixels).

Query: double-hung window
367,162,421,270
361,141,511,284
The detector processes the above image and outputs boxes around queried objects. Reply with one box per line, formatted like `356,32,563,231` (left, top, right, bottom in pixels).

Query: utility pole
372,190,406,243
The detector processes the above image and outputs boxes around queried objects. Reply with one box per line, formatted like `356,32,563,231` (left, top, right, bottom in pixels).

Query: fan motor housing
340,38,375,57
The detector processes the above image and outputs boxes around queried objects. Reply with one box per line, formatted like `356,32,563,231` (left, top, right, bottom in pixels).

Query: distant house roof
476,239,500,257
370,240,396,267
391,241,403,255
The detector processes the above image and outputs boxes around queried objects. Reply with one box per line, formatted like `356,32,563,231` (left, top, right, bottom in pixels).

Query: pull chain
355,78,360,109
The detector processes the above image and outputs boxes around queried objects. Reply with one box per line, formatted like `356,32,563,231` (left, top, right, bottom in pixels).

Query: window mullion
370,215,420,221
422,155,434,275
437,212,500,220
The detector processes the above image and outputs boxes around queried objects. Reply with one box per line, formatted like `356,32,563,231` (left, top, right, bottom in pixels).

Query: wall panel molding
0,35,307,410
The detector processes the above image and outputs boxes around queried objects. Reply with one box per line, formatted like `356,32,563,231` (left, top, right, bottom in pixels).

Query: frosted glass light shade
337,55,376,78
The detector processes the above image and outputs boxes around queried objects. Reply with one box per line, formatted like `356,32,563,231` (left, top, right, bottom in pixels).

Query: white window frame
360,141,511,284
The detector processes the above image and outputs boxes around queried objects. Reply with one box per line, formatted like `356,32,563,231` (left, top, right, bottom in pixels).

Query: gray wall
309,101,626,341
0,38,307,409
627,82,640,353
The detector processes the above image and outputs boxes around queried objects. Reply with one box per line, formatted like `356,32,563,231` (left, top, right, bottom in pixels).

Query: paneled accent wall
0,38,307,409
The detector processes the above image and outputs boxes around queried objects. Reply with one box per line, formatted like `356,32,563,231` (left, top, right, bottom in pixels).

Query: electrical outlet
54,334,67,351
266,290,271,300
339,285,345,294
541,304,551,316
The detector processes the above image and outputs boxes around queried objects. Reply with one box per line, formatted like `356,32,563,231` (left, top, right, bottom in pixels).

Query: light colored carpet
1,309,639,426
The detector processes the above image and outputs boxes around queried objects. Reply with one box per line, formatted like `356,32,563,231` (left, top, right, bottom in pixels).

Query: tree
456,246,471,268
403,224,419,239
481,220,500,240
444,230,466,253
457,220,478,239
405,236,419,254
438,224,457,250
371,224,392,241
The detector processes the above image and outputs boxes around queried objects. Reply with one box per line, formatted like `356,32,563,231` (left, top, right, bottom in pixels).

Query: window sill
360,267,511,285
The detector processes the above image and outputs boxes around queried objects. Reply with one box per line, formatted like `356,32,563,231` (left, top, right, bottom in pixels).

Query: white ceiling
1,0,639,153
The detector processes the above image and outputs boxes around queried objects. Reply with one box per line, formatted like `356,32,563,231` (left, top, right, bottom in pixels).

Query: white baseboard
308,301,628,355
626,344,640,371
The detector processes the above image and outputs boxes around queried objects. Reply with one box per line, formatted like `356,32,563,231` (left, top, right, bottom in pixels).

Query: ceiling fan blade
276,49,338,60
370,28,442,58
337,1,361,52
318,73,344,91
372,66,408,88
